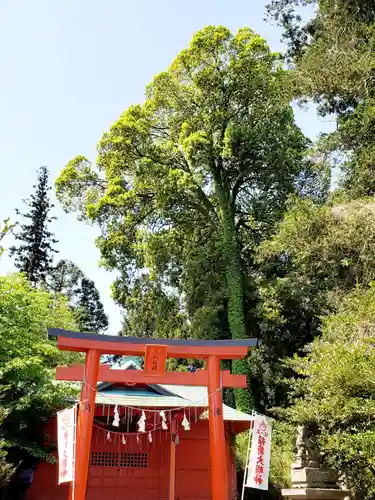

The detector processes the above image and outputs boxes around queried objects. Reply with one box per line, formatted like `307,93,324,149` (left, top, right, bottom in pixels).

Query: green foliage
10,166,58,286
0,441,16,489
0,273,79,473
119,274,186,339
56,25,322,410
258,197,375,297
48,259,108,333
254,196,375,409
235,431,248,471
267,0,375,103
284,287,375,498
268,422,294,489
0,218,16,259
267,0,375,198
75,276,108,333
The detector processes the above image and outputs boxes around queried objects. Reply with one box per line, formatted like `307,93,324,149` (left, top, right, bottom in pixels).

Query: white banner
245,415,272,490
57,406,76,484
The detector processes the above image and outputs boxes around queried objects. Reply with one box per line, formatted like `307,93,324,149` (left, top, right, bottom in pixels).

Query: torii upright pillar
207,355,228,500
50,328,258,500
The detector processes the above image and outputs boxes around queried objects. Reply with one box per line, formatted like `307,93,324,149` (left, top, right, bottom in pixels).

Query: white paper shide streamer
159,410,168,430
138,410,146,433
182,412,190,431
113,404,120,427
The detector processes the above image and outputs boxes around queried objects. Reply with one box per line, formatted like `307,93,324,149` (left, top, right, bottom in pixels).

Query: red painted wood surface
74,350,101,500
207,355,228,500
27,416,237,500
56,364,247,388
144,345,168,376
57,336,249,359
169,418,177,500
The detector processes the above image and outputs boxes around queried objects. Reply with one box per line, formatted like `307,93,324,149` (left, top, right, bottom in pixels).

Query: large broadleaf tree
56,26,322,409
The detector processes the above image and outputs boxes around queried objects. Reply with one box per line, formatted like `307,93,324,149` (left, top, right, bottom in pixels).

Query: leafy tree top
55,25,326,411
56,26,318,305
257,197,375,300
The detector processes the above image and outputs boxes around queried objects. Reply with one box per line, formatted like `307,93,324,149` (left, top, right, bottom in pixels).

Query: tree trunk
217,187,253,411
220,205,246,338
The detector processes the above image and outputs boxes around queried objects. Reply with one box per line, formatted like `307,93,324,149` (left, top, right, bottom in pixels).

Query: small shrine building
27,359,253,500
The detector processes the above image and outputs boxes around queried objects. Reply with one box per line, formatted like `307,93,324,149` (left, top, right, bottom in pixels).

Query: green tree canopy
56,26,324,409
119,273,186,339
253,196,375,409
0,273,78,481
267,0,375,198
258,197,375,304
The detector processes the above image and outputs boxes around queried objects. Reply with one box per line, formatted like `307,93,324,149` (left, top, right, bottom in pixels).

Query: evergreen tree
48,259,108,333
11,166,58,285
74,277,108,333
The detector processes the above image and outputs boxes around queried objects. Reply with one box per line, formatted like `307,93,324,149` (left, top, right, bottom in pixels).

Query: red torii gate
49,328,258,500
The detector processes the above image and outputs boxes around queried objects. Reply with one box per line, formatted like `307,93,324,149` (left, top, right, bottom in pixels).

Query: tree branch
231,172,246,207
235,218,253,231
177,146,219,221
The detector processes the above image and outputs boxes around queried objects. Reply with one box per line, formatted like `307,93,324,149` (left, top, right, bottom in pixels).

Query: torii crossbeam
49,328,258,500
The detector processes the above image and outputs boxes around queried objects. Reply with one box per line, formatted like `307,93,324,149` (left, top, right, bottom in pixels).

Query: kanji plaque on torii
49,328,258,500
144,344,168,376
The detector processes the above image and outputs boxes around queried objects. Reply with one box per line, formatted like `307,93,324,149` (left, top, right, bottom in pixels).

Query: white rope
84,382,221,413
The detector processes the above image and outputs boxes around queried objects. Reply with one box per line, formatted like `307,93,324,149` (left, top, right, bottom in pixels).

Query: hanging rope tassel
148,431,152,443
107,431,111,442
122,434,126,445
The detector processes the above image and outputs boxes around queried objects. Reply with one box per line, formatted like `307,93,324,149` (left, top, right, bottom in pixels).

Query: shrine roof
92,359,254,423
93,391,253,423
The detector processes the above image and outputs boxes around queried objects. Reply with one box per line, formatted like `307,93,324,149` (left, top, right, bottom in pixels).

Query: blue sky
0,0,335,333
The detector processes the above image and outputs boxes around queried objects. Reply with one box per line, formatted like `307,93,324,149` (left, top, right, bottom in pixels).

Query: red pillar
169,418,177,500
207,355,228,500
73,349,101,500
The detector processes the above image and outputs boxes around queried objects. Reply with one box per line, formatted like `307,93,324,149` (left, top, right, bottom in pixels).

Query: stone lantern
282,426,349,500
